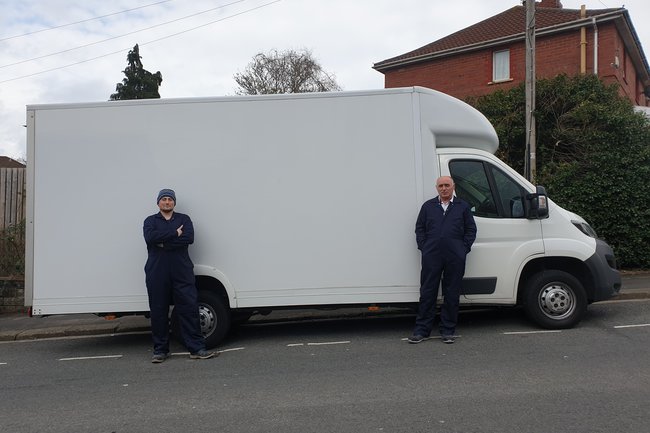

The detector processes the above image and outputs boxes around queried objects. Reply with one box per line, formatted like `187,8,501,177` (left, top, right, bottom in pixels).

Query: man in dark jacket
408,176,477,344
143,189,216,362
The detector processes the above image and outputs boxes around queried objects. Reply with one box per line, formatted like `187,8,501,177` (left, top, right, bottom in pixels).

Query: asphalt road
1,299,649,433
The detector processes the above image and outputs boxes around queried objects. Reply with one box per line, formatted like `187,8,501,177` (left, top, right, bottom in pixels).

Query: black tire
171,290,231,348
523,270,587,329
197,290,231,348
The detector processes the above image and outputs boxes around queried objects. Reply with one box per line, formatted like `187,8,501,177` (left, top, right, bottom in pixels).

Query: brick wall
384,49,511,100
597,22,647,105
383,23,647,106
0,277,26,313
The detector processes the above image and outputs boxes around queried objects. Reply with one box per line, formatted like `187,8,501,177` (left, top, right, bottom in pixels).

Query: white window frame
492,50,510,82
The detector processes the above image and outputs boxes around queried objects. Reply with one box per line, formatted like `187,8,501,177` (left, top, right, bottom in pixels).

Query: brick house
373,0,650,107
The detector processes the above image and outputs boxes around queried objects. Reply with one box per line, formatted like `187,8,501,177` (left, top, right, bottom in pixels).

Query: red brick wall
383,23,648,106
597,23,648,105
384,48,519,99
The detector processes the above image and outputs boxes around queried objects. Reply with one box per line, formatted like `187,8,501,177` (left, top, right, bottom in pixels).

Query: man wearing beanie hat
156,188,176,204
143,188,216,362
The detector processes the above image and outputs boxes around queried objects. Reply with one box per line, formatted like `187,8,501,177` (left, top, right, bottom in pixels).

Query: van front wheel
524,270,587,329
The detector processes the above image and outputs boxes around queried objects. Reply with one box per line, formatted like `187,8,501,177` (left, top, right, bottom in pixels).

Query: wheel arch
517,256,595,304
193,264,235,308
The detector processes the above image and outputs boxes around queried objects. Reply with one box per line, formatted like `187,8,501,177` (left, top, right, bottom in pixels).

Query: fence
0,167,26,277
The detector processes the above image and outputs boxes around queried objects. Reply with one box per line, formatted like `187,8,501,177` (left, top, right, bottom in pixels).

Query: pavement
1,271,648,343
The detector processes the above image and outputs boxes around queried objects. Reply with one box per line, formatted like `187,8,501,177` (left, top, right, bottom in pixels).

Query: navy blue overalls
413,197,477,337
143,211,205,355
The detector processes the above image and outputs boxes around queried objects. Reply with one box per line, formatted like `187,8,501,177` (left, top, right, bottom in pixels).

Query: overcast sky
1,0,648,159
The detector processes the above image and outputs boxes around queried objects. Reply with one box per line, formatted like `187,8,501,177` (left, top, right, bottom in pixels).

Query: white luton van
25,87,620,347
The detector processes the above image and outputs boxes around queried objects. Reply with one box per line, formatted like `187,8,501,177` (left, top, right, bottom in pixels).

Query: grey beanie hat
157,188,176,203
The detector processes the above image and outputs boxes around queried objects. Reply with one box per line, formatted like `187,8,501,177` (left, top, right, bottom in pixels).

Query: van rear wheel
524,270,587,329
173,291,231,348
197,290,231,348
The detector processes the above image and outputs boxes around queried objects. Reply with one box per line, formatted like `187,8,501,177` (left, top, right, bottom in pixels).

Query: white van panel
29,88,495,314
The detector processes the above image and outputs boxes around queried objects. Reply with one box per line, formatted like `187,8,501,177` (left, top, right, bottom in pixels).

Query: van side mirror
525,186,549,219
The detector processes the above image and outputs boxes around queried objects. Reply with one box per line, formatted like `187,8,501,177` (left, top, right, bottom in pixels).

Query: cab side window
489,165,525,218
448,160,498,218
450,160,527,219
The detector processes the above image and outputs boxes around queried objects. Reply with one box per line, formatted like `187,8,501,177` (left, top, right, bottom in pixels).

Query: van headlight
572,220,598,238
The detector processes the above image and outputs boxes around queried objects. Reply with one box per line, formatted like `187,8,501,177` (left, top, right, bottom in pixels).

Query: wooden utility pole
525,0,536,183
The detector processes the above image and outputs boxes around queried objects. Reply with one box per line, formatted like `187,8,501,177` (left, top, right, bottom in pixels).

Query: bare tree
234,48,342,95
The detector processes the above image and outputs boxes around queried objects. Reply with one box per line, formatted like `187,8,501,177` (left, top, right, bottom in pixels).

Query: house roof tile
374,5,622,70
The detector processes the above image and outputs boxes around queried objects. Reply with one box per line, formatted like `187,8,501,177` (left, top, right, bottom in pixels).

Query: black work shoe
407,334,429,344
189,349,218,359
151,353,169,363
442,336,455,344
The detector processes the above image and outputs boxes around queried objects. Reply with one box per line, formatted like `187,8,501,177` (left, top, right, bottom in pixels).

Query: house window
492,50,510,82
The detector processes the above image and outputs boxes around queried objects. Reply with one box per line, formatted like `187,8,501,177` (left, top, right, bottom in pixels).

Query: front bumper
585,239,621,302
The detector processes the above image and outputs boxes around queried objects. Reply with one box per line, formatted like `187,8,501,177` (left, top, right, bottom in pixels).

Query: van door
440,155,544,303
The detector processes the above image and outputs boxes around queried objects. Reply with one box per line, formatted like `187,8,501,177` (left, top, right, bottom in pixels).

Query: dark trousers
145,254,205,354
413,252,465,337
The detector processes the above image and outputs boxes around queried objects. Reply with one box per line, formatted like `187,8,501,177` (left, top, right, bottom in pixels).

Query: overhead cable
0,0,282,85
1,0,247,69
0,0,174,43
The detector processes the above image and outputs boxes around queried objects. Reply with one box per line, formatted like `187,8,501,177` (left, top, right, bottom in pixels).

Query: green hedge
0,220,25,277
469,75,650,268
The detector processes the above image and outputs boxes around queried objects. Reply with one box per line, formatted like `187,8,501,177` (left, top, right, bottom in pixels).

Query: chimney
539,0,563,8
